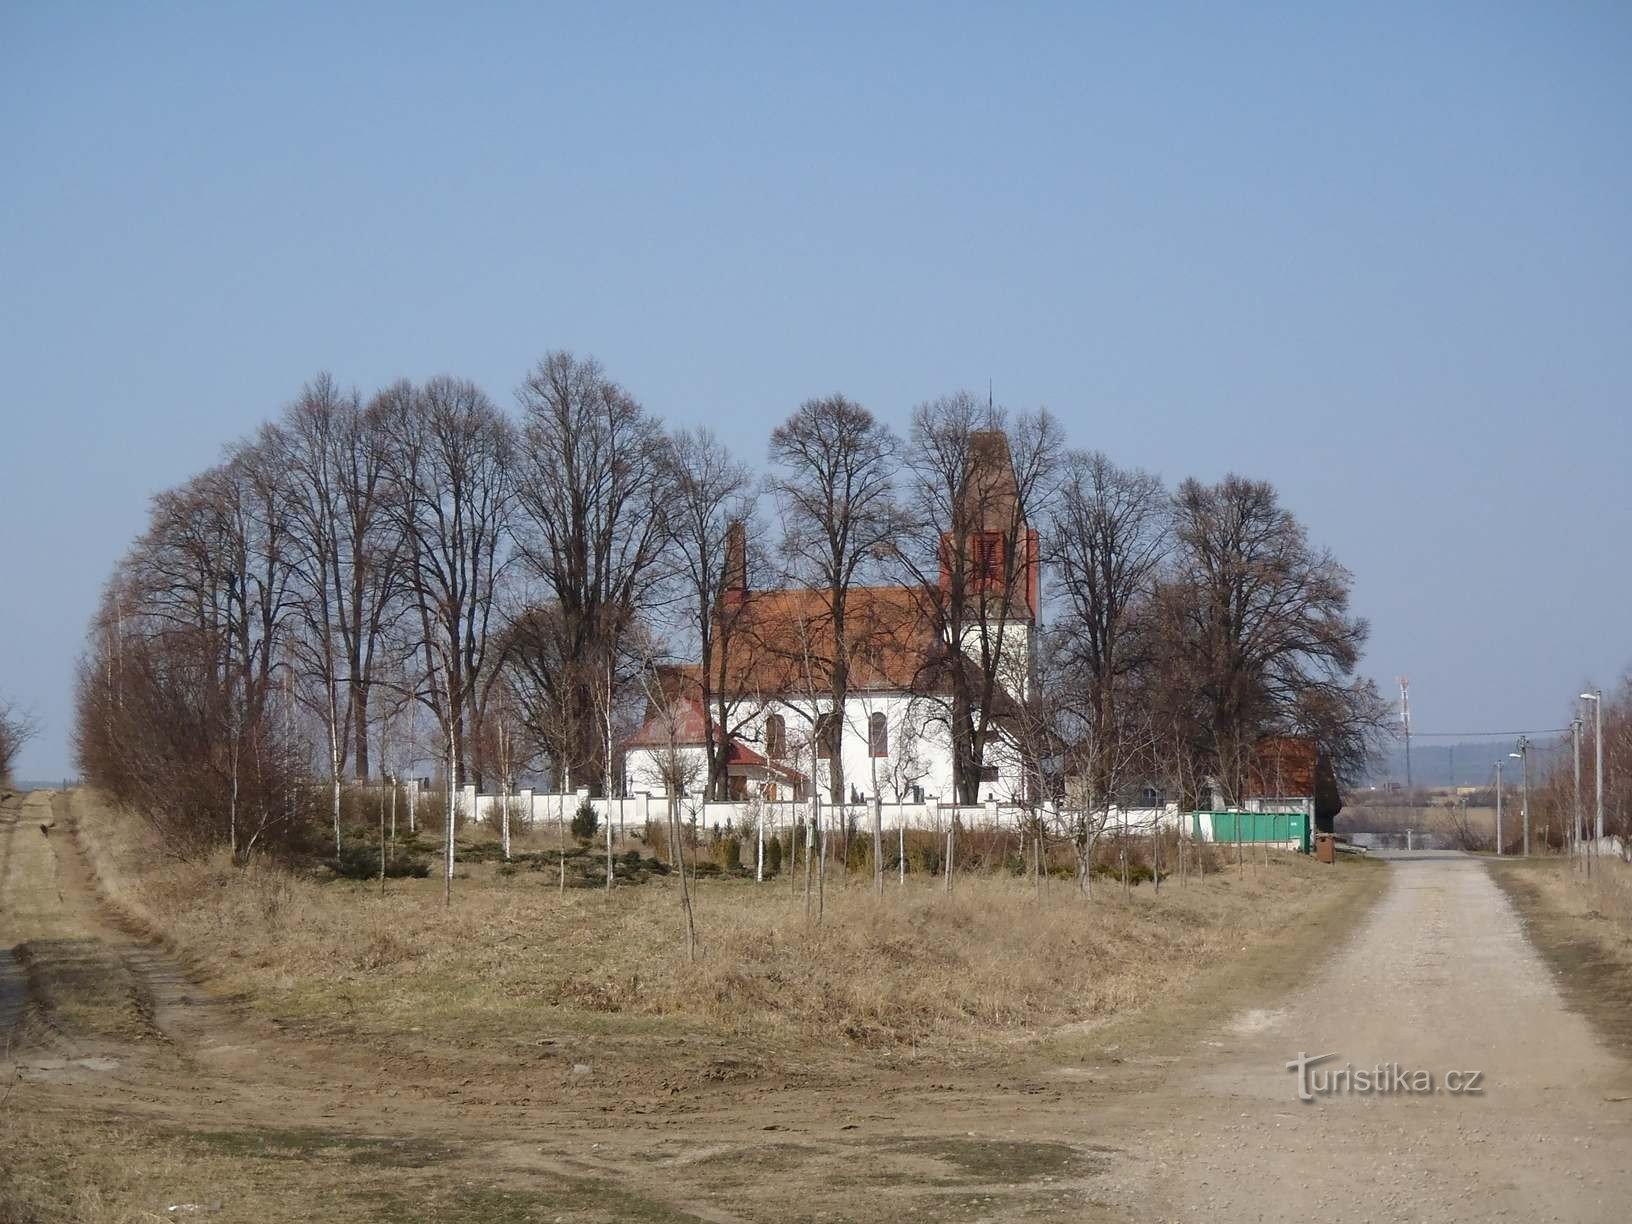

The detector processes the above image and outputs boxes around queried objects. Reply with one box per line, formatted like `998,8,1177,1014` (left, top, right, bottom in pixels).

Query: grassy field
72,789,1377,1073
1,788,1390,1224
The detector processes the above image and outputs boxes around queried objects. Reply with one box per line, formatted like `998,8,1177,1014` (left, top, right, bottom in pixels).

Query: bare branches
1156,474,1382,797
664,426,757,800
376,376,515,787
0,692,40,783
70,354,1389,873
509,351,669,794
893,392,1062,803
766,395,901,805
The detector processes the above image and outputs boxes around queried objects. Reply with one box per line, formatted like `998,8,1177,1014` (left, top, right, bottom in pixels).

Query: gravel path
1128,851,1632,1222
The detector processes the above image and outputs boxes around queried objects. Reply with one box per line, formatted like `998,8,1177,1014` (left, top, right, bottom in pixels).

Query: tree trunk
228,731,240,864
817,794,826,922
353,682,371,781
804,798,815,922
328,682,343,859
866,751,884,896
671,794,697,962
378,781,387,896
1033,807,1042,897
604,672,615,892
501,775,511,862
444,735,457,908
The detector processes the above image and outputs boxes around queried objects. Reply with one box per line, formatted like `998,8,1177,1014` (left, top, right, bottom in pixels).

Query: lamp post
1581,691,1603,845
1510,737,1530,856
1494,760,1504,857
1572,716,1583,863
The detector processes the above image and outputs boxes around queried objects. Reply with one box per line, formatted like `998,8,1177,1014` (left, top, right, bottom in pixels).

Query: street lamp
1572,717,1583,861
1581,691,1603,844
1494,760,1504,857
1510,736,1530,856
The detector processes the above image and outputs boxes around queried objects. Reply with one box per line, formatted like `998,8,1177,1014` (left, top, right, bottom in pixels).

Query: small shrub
570,800,598,842
765,835,783,875
333,840,430,880
456,840,510,863
716,833,742,872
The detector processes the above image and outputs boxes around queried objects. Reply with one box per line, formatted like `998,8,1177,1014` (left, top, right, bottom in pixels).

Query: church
625,430,1039,808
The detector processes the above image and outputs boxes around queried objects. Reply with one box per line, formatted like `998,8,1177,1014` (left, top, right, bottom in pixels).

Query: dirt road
3,791,1630,1222
1123,850,1632,1221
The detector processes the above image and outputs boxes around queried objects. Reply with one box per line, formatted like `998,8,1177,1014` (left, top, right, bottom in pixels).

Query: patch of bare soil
0,788,1450,1223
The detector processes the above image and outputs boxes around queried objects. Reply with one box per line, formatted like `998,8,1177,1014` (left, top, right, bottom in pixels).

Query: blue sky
3,2,1629,778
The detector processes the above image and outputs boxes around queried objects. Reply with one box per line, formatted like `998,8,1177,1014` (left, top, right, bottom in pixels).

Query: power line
1406,728,1571,739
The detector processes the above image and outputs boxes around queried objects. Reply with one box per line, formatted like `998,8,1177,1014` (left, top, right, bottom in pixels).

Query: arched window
765,713,786,759
815,712,840,759
869,711,888,757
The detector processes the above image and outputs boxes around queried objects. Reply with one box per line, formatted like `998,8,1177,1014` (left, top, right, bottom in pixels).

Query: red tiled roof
1245,737,1319,798
713,584,938,697
625,696,802,782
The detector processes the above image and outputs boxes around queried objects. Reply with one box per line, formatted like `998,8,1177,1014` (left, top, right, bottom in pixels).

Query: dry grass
71,789,1375,1064
1489,854,1632,1058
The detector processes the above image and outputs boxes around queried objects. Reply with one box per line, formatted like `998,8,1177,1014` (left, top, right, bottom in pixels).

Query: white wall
459,787,1187,836
726,691,1028,805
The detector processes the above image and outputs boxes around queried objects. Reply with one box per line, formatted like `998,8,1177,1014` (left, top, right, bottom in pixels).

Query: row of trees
1,691,39,784
1518,680,1632,852
74,350,1385,857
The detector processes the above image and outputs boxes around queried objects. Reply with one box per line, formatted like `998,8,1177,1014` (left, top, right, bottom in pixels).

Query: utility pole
1397,677,1412,791
1572,717,1583,864
1511,737,1530,856
1494,760,1504,857
1581,690,1603,845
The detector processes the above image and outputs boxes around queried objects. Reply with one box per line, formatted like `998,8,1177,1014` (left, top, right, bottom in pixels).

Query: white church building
625,431,1039,809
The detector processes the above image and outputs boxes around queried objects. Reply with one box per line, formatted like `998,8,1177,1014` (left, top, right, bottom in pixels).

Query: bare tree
0,692,40,784
766,395,900,810
664,427,759,801
1048,451,1168,805
74,447,303,859
377,377,515,904
1158,475,1383,800
634,664,702,961
508,352,670,794
894,395,1062,803
879,698,932,803
278,374,403,788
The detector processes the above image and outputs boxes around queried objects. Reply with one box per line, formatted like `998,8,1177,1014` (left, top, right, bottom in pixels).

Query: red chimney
722,520,748,608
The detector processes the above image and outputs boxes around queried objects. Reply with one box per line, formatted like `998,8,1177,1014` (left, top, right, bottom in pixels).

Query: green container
1191,810,1311,854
